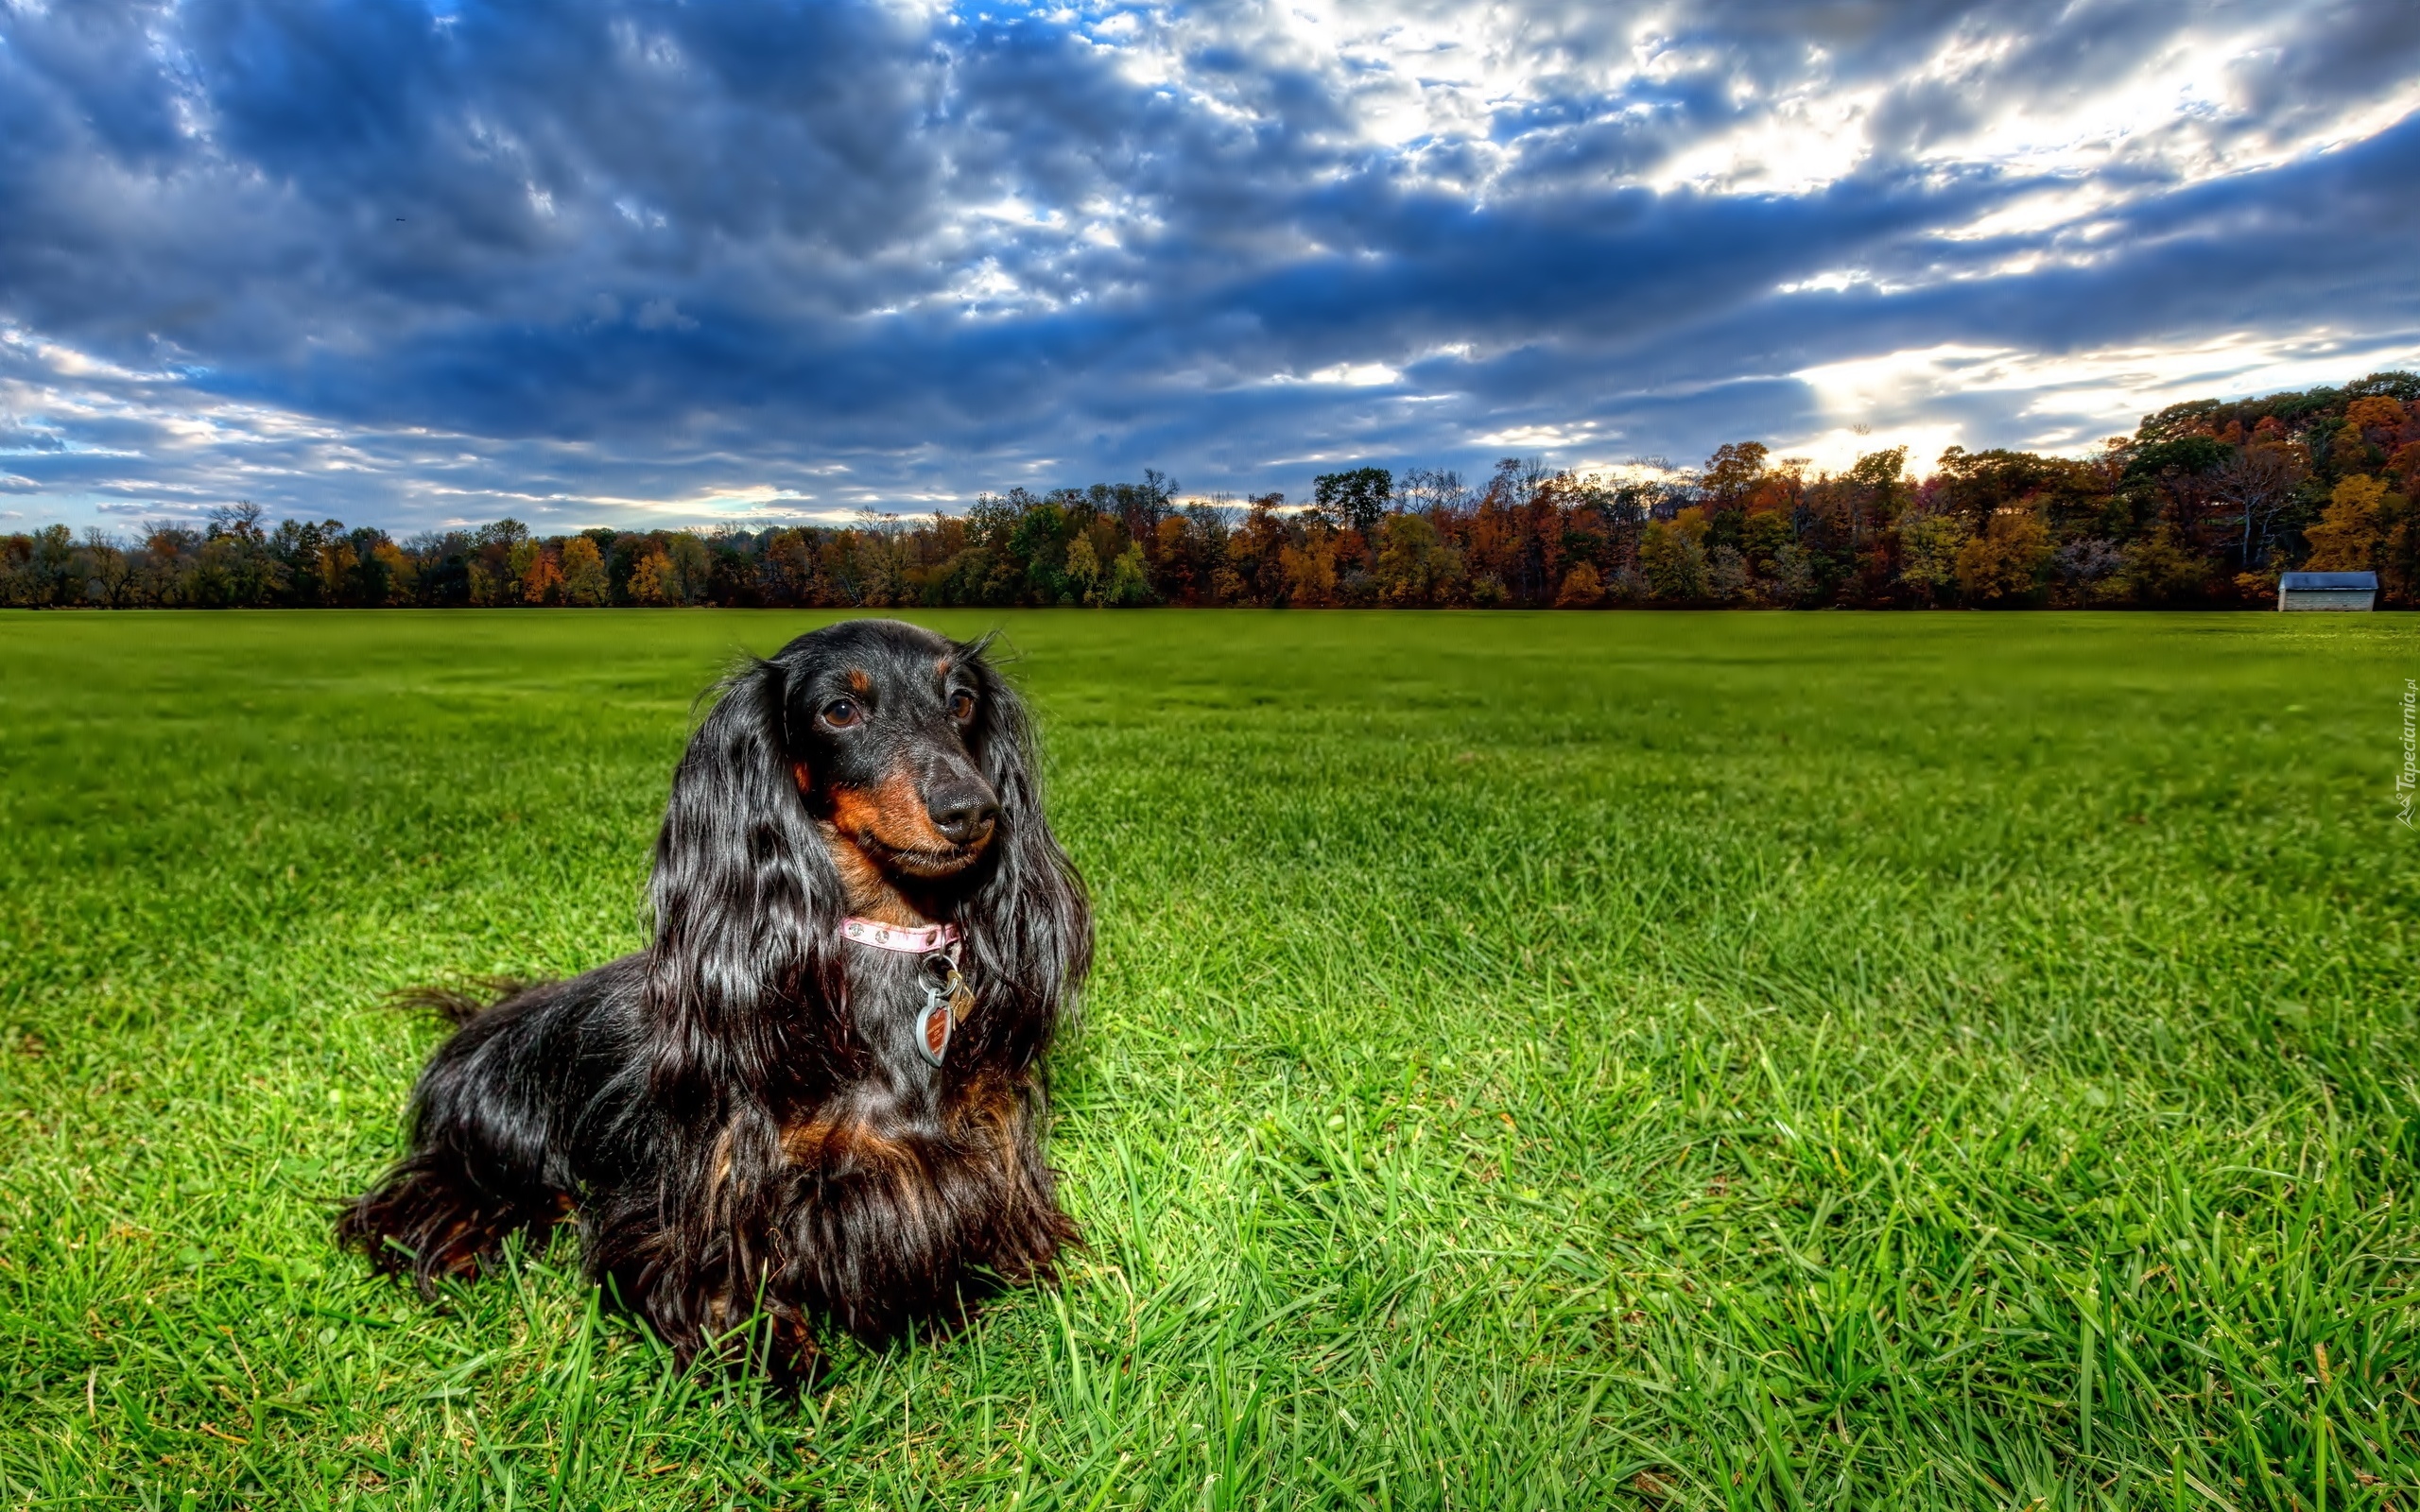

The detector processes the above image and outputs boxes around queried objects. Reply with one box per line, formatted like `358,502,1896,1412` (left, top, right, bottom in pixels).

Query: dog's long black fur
338,620,1089,1384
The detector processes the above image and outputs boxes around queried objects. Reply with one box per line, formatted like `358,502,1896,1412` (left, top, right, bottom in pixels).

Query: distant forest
7,372,2416,610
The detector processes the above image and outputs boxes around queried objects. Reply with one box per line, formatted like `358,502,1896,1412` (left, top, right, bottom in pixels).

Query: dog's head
783,620,1002,886
643,619,1088,1109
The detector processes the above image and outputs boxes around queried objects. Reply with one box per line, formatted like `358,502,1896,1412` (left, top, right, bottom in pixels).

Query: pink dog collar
840,918,970,1067
839,918,962,954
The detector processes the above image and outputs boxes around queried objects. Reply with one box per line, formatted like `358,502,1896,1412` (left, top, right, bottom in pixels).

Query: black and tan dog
339,619,1089,1384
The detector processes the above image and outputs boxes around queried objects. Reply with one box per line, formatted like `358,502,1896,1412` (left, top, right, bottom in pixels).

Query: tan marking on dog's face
825,771,946,850
816,823,916,920
847,668,873,696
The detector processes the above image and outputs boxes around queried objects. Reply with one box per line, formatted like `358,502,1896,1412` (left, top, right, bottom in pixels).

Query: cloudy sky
4,0,2418,533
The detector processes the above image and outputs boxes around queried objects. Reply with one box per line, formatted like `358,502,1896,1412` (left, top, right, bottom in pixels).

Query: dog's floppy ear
644,655,841,1116
955,641,1091,1065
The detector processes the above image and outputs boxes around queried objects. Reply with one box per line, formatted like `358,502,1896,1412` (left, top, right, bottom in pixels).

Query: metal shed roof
2278,572,2378,590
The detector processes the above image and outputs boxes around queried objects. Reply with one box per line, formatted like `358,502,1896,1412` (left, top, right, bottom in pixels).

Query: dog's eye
821,697,862,729
948,690,976,723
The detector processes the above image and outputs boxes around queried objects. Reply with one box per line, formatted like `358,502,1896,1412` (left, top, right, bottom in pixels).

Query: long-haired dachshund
338,619,1089,1384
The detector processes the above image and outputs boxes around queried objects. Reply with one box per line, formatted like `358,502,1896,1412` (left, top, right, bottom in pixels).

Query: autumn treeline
7,373,2417,610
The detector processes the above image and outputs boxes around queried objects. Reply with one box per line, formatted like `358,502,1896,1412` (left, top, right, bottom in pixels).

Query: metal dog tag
914,954,967,1067
915,984,953,1067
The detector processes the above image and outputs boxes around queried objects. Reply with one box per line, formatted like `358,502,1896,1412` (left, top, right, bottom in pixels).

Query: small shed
2277,571,2377,611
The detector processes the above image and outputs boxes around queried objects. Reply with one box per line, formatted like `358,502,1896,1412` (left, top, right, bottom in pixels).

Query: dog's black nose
928,794,999,846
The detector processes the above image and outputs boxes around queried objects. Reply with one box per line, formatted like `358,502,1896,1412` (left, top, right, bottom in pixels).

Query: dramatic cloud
3,0,2416,529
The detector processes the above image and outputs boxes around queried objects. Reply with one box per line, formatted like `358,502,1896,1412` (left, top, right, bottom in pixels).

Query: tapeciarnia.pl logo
2400,678,2416,829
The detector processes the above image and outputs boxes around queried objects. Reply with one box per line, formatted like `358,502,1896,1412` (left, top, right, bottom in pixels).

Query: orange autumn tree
558,536,609,605
1954,508,2053,604
2304,475,2395,570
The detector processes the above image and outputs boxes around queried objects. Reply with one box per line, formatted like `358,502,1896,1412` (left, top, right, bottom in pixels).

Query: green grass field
2,610,2415,1510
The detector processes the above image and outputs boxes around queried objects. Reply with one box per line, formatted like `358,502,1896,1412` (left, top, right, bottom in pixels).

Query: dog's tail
387,977,541,1027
